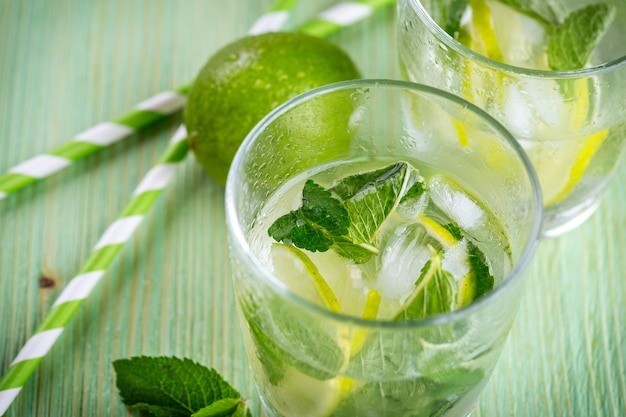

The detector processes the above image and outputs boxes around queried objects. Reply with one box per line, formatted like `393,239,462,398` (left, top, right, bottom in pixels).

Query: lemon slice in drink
417,214,494,307
271,243,341,313
466,0,503,61
263,366,345,417
271,243,382,347
458,1,609,206
524,129,607,205
271,243,375,410
521,78,608,205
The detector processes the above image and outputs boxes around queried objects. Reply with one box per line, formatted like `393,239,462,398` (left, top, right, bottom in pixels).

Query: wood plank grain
0,1,624,416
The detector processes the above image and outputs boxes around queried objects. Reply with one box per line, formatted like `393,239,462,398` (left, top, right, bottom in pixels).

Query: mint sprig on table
112,354,482,417
113,356,251,417
268,162,424,264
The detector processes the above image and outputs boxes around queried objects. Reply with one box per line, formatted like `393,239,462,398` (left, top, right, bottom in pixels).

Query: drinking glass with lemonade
398,0,626,236
226,80,541,416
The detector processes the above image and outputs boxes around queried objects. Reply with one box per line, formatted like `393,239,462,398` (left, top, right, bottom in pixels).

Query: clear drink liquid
398,0,626,236
242,158,513,417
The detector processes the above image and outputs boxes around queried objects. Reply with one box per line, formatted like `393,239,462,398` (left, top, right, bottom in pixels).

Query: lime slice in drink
417,215,490,307
271,243,341,313
466,0,503,61
418,215,458,247
508,77,608,205
524,128,608,205
346,289,382,356
457,1,613,206
262,365,345,417
270,243,369,413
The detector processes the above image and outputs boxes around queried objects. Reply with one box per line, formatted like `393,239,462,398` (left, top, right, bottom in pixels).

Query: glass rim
225,78,543,330
405,0,626,78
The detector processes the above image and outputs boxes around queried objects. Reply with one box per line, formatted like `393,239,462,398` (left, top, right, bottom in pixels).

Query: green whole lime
184,32,361,185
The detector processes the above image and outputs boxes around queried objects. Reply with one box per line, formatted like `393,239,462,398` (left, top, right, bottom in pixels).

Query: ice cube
504,81,563,140
427,175,485,230
442,238,470,281
490,1,549,68
374,223,432,300
503,84,534,139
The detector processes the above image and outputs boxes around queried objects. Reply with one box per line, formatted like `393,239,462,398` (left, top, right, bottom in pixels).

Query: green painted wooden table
0,1,624,415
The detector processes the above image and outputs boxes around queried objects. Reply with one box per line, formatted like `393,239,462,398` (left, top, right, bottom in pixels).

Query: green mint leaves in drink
240,293,346,382
334,163,422,250
112,356,251,417
328,367,484,417
547,3,616,70
395,246,458,320
445,0,615,70
266,161,498,320
268,180,350,253
269,162,424,264
439,0,469,38
246,160,511,415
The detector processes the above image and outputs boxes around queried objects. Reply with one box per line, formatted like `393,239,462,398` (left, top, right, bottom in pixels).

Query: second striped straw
0,0,394,201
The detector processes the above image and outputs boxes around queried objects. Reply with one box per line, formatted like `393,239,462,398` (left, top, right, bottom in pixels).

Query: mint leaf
399,180,425,206
192,398,247,417
395,247,458,320
467,239,494,298
441,222,494,299
268,180,349,252
548,3,616,70
113,356,244,417
327,368,483,417
328,377,439,416
440,0,468,37
239,294,345,384
328,164,401,200
268,162,423,264
129,403,186,417
442,222,463,240
332,162,421,248
244,304,286,385
231,403,248,417
332,240,376,264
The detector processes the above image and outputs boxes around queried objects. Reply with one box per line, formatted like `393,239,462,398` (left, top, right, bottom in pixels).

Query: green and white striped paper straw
0,85,189,201
248,0,299,34
0,1,296,203
0,0,396,201
0,125,190,415
0,0,397,413
0,0,298,411
299,0,393,37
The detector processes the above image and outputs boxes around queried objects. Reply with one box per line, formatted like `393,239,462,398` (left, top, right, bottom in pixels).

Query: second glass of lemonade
398,0,626,237
226,80,542,417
